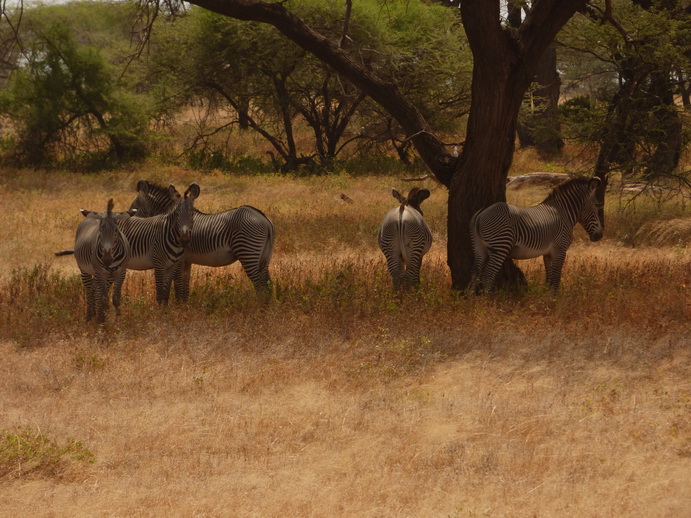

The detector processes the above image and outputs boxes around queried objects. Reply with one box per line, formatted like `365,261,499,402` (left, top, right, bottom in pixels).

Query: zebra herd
57,176,603,323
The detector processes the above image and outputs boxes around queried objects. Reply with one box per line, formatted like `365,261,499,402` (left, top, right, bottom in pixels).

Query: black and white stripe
120,183,200,304
129,180,274,302
469,177,603,292
73,199,135,322
378,188,433,291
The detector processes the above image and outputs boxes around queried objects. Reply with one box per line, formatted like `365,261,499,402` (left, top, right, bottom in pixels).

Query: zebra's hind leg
402,252,423,292
468,250,488,294
240,256,272,303
480,247,511,293
385,255,404,291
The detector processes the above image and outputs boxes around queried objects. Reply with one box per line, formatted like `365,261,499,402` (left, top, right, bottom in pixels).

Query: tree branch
180,0,455,185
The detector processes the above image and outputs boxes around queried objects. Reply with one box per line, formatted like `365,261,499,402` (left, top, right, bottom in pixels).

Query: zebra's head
578,178,604,242
130,179,181,217
80,199,136,268
392,187,431,216
173,183,200,247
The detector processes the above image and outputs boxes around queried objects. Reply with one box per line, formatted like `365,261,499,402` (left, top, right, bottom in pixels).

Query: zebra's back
186,206,274,268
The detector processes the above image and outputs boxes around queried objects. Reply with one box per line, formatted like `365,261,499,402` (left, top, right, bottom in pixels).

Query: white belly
186,250,236,267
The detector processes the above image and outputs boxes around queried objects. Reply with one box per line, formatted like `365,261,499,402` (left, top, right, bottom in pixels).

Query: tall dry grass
0,166,689,517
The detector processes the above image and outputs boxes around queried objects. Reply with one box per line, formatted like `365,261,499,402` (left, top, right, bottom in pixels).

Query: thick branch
184,0,455,185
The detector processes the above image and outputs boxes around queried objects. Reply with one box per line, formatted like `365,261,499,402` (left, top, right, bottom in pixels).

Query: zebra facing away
120,183,200,304
378,187,433,291
129,180,275,302
469,176,603,293
68,199,136,323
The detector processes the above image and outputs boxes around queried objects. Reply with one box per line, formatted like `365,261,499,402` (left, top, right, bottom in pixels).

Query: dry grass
0,166,689,517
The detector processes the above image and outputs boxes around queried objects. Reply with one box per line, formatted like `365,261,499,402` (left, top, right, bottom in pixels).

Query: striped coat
72,199,135,322
378,188,433,291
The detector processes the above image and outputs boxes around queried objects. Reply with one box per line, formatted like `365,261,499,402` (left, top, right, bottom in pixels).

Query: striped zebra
62,199,136,323
469,177,603,293
120,183,200,304
129,180,275,302
378,188,433,291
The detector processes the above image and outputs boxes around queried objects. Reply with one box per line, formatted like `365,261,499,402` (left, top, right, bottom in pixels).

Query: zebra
58,199,136,323
120,182,200,304
129,180,275,302
469,176,603,293
378,187,433,291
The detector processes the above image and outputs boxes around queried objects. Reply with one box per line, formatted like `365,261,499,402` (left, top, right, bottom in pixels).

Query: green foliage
147,0,470,173
558,0,691,182
0,2,157,168
0,20,150,167
0,428,95,479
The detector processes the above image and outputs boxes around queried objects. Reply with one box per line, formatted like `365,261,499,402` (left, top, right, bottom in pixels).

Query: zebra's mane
544,177,590,202
144,181,177,201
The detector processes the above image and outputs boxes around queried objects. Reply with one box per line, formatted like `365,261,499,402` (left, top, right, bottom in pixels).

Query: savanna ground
0,158,689,517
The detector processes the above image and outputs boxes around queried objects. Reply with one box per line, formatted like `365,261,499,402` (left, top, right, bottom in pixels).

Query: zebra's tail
54,249,75,257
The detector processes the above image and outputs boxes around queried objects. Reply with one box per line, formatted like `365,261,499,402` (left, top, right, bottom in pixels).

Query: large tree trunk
447,51,529,289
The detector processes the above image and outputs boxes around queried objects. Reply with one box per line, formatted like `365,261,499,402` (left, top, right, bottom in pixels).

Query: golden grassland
0,165,689,517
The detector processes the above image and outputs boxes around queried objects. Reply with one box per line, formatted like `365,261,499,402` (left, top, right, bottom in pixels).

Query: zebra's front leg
81,273,95,321
94,277,109,324
174,260,191,303
154,266,172,305
545,252,566,292
112,270,127,315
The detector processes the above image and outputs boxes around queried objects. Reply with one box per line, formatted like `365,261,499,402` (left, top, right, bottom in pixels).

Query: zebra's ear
124,208,138,218
80,209,92,218
137,179,150,195
392,189,406,204
416,189,431,205
168,184,179,198
588,177,600,193
185,183,201,200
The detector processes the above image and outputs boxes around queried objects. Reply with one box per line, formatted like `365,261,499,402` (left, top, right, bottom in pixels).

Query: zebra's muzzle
102,249,113,267
590,231,603,242
179,229,191,247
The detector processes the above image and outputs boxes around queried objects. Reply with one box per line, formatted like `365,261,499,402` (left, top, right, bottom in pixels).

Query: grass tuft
0,428,95,480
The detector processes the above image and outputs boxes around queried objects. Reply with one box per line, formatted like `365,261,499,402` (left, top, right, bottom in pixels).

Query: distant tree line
0,0,688,185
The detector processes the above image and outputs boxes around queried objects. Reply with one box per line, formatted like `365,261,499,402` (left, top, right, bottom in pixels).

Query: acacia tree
149,2,468,172
559,0,690,207
139,0,586,289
